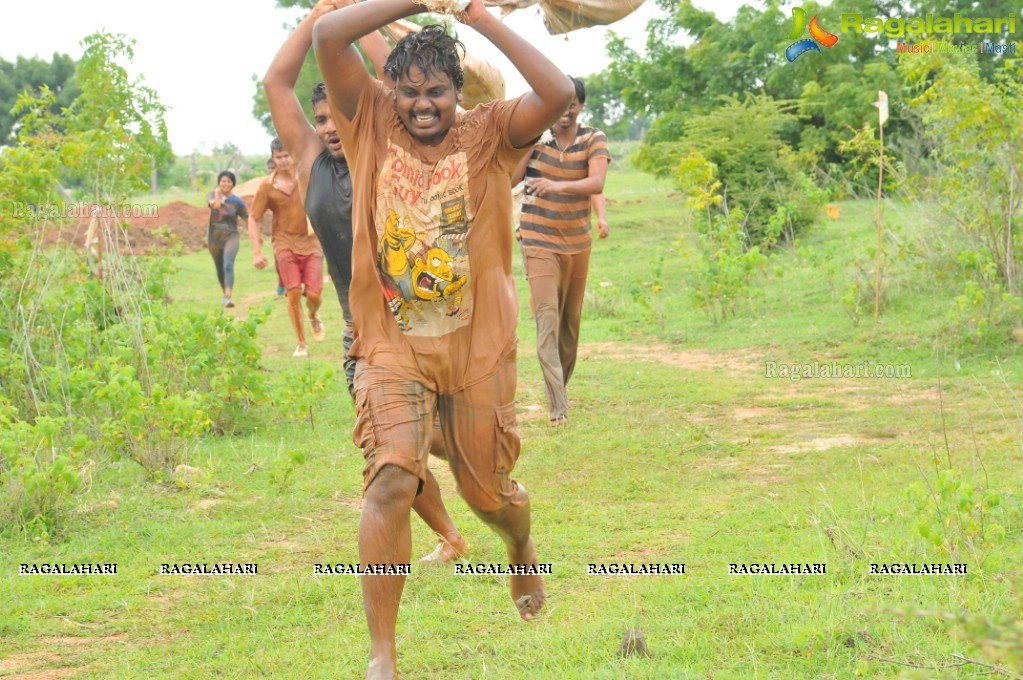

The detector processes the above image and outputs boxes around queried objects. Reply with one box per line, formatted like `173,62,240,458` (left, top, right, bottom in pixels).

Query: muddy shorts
352,358,521,513
276,250,323,295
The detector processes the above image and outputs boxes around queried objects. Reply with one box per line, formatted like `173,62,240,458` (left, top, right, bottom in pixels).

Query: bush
901,51,1023,344
0,409,83,541
0,31,271,537
688,210,767,323
634,94,825,246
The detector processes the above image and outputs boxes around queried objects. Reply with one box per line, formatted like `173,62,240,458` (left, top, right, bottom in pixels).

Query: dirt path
573,340,951,458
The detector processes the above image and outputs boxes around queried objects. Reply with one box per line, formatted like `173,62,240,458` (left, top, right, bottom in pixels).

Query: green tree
900,49,1023,345
65,33,173,203
582,70,650,140
907,0,1019,81
905,52,1023,290
607,1,917,166
0,33,171,224
0,53,80,145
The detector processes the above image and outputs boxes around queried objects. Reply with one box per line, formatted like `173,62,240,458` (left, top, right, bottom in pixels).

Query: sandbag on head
535,0,646,35
474,0,645,34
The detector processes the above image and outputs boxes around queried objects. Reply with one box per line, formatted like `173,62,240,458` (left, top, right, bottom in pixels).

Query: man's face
393,65,458,146
218,176,234,194
556,97,581,132
271,149,293,172
313,100,344,160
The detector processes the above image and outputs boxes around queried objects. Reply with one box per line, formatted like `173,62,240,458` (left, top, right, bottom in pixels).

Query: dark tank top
305,150,354,314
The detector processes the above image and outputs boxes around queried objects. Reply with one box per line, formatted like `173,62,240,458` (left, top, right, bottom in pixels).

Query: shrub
634,94,825,246
0,31,270,536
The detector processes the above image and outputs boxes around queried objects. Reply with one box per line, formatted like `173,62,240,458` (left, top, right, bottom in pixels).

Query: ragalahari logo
786,7,839,62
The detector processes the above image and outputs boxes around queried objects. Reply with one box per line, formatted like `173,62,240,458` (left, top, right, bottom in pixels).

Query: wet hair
217,170,236,187
270,137,285,154
311,82,327,107
384,25,464,92
569,76,586,104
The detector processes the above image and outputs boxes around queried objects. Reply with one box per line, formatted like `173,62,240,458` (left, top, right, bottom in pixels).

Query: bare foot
509,537,546,621
366,657,397,680
419,534,468,564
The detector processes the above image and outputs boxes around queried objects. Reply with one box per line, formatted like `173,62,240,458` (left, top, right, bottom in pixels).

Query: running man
314,1,573,677
262,0,468,562
248,138,326,358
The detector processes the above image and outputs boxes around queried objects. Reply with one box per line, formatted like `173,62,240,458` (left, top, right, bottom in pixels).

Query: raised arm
459,0,573,148
263,0,340,184
313,0,423,121
360,28,396,88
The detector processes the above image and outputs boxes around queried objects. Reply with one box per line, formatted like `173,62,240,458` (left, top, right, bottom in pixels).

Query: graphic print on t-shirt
375,142,473,336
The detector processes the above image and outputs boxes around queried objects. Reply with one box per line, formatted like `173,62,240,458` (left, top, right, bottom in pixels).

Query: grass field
2,151,1022,679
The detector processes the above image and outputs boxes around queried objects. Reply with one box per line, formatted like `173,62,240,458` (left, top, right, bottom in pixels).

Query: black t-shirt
306,150,354,312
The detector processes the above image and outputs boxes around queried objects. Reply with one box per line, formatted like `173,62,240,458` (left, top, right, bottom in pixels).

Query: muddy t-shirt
334,80,529,394
251,174,322,256
305,150,354,315
207,193,248,232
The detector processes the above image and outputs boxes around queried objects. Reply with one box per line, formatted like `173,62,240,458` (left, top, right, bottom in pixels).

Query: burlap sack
535,0,646,34
483,0,645,35
381,19,506,109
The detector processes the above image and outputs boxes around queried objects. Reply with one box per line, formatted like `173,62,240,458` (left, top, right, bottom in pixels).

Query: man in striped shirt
514,76,611,426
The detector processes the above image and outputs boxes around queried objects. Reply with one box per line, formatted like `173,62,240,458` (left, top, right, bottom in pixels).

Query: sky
2,0,765,156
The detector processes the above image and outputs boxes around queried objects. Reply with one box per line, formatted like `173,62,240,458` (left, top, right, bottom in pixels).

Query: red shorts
276,250,323,295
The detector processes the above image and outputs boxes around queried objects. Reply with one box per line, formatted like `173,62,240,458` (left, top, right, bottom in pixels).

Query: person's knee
533,298,558,317
286,288,303,305
364,465,419,510
461,476,521,515
306,291,322,306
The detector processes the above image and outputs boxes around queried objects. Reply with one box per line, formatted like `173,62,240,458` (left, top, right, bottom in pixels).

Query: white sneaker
311,317,326,342
292,344,308,358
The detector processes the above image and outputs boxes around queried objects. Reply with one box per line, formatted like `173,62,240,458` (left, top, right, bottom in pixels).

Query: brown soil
0,633,128,678
577,341,760,372
518,403,547,422
43,197,271,255
0,652,61,673
767,434,881,454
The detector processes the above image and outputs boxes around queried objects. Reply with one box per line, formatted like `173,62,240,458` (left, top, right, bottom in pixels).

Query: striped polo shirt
519,125,611,254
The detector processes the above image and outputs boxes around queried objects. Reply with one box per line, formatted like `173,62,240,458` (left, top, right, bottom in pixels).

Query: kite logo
785,7,839,62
